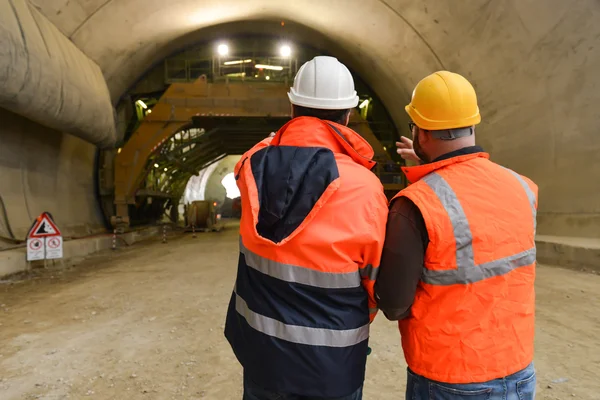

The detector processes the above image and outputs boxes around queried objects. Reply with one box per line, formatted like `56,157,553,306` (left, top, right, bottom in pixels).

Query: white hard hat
288,56,359,110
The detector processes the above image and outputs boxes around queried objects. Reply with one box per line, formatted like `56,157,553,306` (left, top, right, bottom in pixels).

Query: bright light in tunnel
137,100,148,109
255,64,283,71
223,59,252,66
221,172,240,199
217,44,229,56
359,99,370,109
154,163,159,168
280,45,292,57
265,76,271,81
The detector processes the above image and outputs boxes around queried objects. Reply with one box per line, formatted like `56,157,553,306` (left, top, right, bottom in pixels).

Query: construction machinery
98,76,403,229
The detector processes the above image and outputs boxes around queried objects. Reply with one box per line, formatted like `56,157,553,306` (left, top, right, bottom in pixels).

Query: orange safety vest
225,117,388,397
393,152,538,384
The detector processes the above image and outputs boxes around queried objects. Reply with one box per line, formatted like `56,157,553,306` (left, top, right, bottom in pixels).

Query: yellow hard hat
405,71,481,130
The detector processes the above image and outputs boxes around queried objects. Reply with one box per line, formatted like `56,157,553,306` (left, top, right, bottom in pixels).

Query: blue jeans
406,363,536,400
243,374,363,400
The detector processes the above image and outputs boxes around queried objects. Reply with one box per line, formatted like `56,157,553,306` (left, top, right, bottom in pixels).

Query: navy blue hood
250,145,340,243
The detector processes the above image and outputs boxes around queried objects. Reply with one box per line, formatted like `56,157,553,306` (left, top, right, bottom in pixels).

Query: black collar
432,146,485,163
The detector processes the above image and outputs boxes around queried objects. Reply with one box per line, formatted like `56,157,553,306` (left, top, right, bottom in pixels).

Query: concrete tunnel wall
0,0,117,147
204,156,241,205
0,108,105,249
0,0,599,241
183,156,241,205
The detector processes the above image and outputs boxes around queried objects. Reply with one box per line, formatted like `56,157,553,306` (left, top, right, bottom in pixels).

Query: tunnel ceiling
31,0,600,142
29,0,600,226
30,0,452,132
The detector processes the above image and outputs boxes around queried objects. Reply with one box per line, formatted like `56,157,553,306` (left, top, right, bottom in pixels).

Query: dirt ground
1,227,599,400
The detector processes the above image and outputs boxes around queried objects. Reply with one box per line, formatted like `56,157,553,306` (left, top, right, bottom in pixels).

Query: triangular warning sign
28,213,61,238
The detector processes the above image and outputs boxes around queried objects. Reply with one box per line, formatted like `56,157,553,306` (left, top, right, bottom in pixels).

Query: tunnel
1,0,599,242
1,0,600,398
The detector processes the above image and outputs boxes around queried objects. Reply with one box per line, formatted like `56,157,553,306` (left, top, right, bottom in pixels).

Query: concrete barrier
536,235,600,274
2,229,596,278
0,226,164,278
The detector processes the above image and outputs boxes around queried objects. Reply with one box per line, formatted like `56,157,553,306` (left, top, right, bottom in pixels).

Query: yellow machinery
110,76,402,228
112,76,289,227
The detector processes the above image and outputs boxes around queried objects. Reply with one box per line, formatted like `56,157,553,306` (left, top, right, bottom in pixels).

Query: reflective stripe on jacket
225,116,388,397
394,152,537,384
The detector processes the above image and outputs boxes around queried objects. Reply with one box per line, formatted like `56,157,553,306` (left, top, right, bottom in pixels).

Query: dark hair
292,105,351,125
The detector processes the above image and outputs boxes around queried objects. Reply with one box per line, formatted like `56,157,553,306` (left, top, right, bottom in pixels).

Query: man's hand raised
396,137,421,163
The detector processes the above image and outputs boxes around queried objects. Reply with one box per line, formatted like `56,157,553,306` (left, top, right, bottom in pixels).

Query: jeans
405,363,536,400
243,374,363,400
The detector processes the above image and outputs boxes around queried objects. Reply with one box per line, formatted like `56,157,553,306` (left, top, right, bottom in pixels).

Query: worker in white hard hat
225,56,388,399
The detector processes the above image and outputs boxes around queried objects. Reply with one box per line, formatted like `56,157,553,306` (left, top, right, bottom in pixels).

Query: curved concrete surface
0,108,105,248
183,156,239,205
0,0,598,240
205,156,241,204
1,1,116,147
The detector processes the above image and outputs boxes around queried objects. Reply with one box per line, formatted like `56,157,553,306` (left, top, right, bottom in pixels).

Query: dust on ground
1,228,599,399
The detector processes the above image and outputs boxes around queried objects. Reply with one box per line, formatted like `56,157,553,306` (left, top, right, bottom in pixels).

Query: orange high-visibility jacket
393,152,538,384
225,117,388,397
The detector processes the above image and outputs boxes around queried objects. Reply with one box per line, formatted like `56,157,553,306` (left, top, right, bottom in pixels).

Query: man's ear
418,128,429,144
344,111,351,126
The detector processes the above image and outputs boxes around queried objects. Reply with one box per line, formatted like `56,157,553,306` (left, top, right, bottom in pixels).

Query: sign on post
26,212,63,261
45,236,63,259
26,238,45,261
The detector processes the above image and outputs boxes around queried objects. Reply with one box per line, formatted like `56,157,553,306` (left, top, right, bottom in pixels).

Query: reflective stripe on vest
504,168,538,233
421,172,537,286
240,238,363,289
234,292,370,347
359,264,379,281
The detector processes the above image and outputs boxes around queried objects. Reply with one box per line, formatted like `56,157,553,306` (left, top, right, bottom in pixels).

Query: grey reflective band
421,172,537,286
422,173,475,269
503,168,538,232
422,247,536,285
240,238,361,289
235,293,370,347
360,264,379,281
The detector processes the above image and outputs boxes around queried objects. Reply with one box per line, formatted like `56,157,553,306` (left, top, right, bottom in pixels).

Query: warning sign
28,213,61,238
26,212,63,261
27,238,45,261
45,236,63,260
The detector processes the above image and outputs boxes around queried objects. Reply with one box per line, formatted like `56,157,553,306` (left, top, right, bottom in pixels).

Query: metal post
162,225,167,244
211,56,215,79
192,225,196,238
112,229,117,250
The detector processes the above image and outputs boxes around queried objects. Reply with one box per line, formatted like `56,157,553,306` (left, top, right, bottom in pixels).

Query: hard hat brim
288,91,359,110
405,104,481,130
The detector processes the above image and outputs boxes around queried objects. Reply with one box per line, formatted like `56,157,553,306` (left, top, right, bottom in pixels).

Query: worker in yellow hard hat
396,71,482,163
375,71,538,399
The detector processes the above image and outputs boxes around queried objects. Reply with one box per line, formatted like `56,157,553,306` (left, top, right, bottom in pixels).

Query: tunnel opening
122,115,290,227
97,32,405,230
